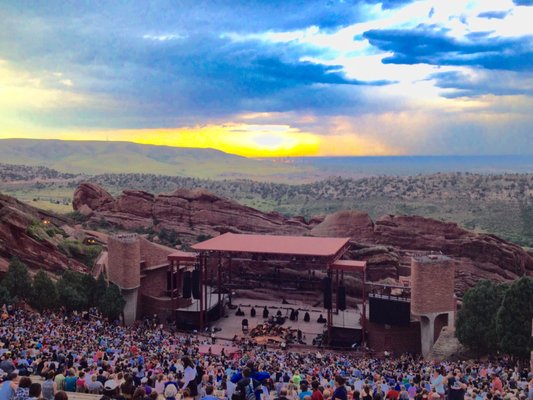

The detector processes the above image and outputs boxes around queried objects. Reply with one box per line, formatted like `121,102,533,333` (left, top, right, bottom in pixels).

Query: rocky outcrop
311,211,375,243
75,186,311,237
373,215,533,293
0,193,87,274
73,184,533,295
73,183,114,214
427,327,466,361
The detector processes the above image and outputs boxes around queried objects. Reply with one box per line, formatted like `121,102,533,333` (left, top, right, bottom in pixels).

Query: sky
1,0,532,157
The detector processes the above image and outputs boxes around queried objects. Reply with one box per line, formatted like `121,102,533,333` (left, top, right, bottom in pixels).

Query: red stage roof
330,259,367,272
168,250,197,262
191,233,350,258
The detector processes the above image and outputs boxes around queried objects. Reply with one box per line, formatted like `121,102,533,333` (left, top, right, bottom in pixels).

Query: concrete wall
122,288,139,325
367,321,421,354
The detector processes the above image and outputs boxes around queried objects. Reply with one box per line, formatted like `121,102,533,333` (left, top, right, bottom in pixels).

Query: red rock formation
72,182,114,214
72,184,533,295
0,193,87,274
74,185,311,237
311,211,375,243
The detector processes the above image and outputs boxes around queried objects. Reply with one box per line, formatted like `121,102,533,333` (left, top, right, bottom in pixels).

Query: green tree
2,257,33,302
94,273,108,304
80,274,97,307
496,276,533,358
30,270,59,312
98,284,125,321
57,284,87,311
0,285,12,306
57,271,90,311
456,280,507,354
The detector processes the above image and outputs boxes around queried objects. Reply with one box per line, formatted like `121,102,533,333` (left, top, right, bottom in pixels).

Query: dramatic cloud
428,70,533,98
363,25,533,71
477,10,511,19
1,0,532,155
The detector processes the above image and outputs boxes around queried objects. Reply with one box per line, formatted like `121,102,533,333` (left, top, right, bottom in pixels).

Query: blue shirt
0,381,15,400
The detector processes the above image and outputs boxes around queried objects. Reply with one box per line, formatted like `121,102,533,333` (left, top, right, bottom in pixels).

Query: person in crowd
121,374,136,400
14,377,32,400
132,387,146,400
63,371,77,393
164,384,178,400
0,372,19,400
42,371,56,400
28,383,42,400
332,376,347,400
76,371,87,393
54,391,68,400
311,381,323,400
202,385,219,400
87,374,104,394
300,383,312,400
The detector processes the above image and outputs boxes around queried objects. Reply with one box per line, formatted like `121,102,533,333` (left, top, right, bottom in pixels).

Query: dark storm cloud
477,10,510,19
363,25,533,71
428,71,533,98
363,0,418,9
0,0,370,33
0,0,397,128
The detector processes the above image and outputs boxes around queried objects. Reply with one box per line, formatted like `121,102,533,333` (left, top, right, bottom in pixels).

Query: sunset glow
1,0,532,156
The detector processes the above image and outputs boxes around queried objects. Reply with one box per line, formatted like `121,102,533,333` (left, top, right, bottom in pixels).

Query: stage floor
210,297,366,346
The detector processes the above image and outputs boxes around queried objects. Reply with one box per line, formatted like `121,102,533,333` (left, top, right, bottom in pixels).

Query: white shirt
183,366,197,389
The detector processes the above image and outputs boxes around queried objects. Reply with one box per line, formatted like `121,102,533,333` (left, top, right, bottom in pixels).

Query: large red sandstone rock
72,184,533,295
0,194,87,274
373,215,533,294
77,187,311,237
73,183,115,212
311,211,375,242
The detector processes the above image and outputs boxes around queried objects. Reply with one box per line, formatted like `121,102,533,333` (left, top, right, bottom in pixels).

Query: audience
0,307,530,400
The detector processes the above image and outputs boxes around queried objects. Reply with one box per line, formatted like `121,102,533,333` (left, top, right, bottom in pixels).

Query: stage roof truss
192,232,351,260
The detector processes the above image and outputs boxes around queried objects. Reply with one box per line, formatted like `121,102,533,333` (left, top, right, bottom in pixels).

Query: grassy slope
0,139,307,179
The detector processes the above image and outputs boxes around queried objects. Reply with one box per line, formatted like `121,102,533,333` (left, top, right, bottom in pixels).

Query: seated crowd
0,308,531,400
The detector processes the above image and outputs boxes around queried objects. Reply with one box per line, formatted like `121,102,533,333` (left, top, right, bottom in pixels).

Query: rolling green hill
0,139,307,180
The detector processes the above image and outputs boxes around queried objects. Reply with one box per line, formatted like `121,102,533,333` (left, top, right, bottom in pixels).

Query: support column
203,254,208,329
362,268,367,346
218,253,222,318
335,269,340,313
199,255,204,331
420,314,437,357
326,266,332,346
447,311,455,329
175,261,180,320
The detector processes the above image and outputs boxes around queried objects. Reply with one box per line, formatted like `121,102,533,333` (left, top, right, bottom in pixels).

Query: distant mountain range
0,139,531,180
0,139,306,180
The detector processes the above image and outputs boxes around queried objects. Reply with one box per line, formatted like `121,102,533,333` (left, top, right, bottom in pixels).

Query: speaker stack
192,268,201,299
182,271,192,298
337,285,346,311
323,276,332,309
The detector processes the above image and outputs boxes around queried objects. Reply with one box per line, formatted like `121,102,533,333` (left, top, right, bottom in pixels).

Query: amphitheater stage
209,297,365,347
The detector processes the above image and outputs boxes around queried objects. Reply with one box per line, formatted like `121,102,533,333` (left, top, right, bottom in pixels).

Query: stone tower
411,254,455,357
107,233,141,325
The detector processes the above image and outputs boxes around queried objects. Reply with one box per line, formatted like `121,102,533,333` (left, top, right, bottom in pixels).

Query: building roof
191,232,351,258
330,259,367,272
168,250,197,262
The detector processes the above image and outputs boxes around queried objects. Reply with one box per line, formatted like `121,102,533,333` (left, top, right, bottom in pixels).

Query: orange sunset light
4,123,397,157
